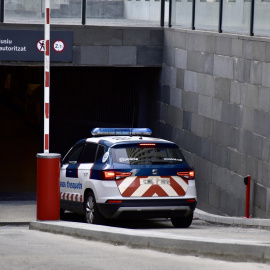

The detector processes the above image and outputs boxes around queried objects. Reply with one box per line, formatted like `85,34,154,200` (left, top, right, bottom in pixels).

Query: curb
30,220,270,264
194,209,270,229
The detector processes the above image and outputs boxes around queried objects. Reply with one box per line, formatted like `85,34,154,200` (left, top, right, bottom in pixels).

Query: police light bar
91,128,152,137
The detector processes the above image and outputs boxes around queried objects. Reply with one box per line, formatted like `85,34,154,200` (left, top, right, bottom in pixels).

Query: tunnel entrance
0,66,160,200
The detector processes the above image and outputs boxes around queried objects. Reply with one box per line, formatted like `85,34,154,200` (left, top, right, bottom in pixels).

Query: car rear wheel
171,212,193,228
85,191,104,224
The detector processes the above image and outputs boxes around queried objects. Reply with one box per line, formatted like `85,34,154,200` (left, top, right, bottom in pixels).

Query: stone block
183,110,192,132
220,191,237,216
213,121,231,147
197,73,215,97
229,149,246,176
243,40,266,62
209,184,221,209
80,45,109,65
206,34,216,54
170,87,182,109
163,29,174,47
163,46,175,67
246,155,258,182
109,46,136,66
250,61,262,86
211,164,228,190
196,178,209,204
230,127,240,150
185,33,195,51
175,48,187,69
162,65,177,87
168,105,183,129
181,130,202,156
176,68,185,89
159,85,170,104
257,87,270,113
123,29,150,46
182,90,199,113
184,70,197,92
211,98,222,121
266,188,270,214
194,155,212,183
231,38,243,58
233,58,250,83
254,110,270,137
193,33,207,52
150,30,163,46
258,161,270,188
262,62,270,87
211,142,230,168
158,101,169,122
230,80,242,105
137,46,163,66
254,183,267,211
198,95,212,119
227,172,246,201
221,102,242,127
191,114,213,140
213,55,234,79
262,137,270,163
157,121,173,141
174,31,186,49
242,84,259,109
216,36,232,56
74,28,123,46
215,77,230,102
200,138,212,161
187,51,213,75
242,106,254,132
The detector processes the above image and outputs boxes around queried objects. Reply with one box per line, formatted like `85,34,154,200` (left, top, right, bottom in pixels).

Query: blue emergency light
91,128,152,137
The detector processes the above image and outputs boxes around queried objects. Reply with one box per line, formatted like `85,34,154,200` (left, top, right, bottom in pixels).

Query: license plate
140,177,170,185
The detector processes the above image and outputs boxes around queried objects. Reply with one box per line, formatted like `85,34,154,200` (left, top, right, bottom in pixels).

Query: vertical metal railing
0,0,4,23
160,0,165,27
82,0,86,25
250,0,255,36
191,0,196,30
218,0,223,33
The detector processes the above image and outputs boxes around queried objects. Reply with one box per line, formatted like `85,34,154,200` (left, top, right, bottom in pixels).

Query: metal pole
160,0,165,27
168,0,172,27
218,0,223,33
244,175,251,218
0,0,4,23
82,0,86,25
44,0,50,153
192,0,196,30
250,0,255,36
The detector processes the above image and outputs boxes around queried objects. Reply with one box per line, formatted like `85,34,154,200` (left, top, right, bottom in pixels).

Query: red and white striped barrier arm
44,1,50,153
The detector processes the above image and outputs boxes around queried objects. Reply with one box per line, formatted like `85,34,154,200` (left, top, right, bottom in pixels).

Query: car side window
79,143,98,163
96,144,106,162
66,145,84,164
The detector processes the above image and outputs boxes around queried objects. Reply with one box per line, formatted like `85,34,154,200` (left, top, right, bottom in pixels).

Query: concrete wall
0,24,163,67
155,28,270,218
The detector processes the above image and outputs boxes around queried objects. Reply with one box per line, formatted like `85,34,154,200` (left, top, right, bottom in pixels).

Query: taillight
177,171,195,179
101,171,132,180
139,143,156,148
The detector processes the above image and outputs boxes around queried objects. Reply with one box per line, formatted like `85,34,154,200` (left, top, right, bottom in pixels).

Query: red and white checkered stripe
61,192,83,202
44,1,50,152
117,176,189,197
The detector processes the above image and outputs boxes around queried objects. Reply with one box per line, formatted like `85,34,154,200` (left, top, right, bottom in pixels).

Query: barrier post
36,153,61,220
244,175,251,218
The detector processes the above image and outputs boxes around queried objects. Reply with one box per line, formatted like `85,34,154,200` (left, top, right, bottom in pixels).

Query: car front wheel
85,191,104,224
171,212,193,228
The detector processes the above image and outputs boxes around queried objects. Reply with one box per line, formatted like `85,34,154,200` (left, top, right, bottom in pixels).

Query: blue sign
0,30,73,62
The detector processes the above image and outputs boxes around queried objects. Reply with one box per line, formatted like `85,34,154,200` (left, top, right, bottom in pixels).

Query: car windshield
111,146,185,165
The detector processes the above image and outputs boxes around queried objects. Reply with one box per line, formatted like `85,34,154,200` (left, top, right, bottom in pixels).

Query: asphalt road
0,225,269,270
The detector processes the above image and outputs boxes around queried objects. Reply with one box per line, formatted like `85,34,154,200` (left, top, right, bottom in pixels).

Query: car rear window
111,146,185,165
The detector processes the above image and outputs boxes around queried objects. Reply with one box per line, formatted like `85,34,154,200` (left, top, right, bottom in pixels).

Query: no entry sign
0,30,72,62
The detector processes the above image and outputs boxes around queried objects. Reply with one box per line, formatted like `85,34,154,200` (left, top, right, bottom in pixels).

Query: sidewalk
1,201,270,263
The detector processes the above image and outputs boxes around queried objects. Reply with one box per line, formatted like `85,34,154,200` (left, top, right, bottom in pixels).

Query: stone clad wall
156,28,270,218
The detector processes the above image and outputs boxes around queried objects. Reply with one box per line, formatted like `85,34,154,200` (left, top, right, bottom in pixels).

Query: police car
60,128,197,228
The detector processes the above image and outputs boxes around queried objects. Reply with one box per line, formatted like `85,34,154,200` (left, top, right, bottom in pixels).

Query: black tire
171,212,193,228
85,191,104,224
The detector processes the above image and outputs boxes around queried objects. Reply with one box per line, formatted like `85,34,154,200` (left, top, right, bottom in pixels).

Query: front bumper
97,199,197,219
